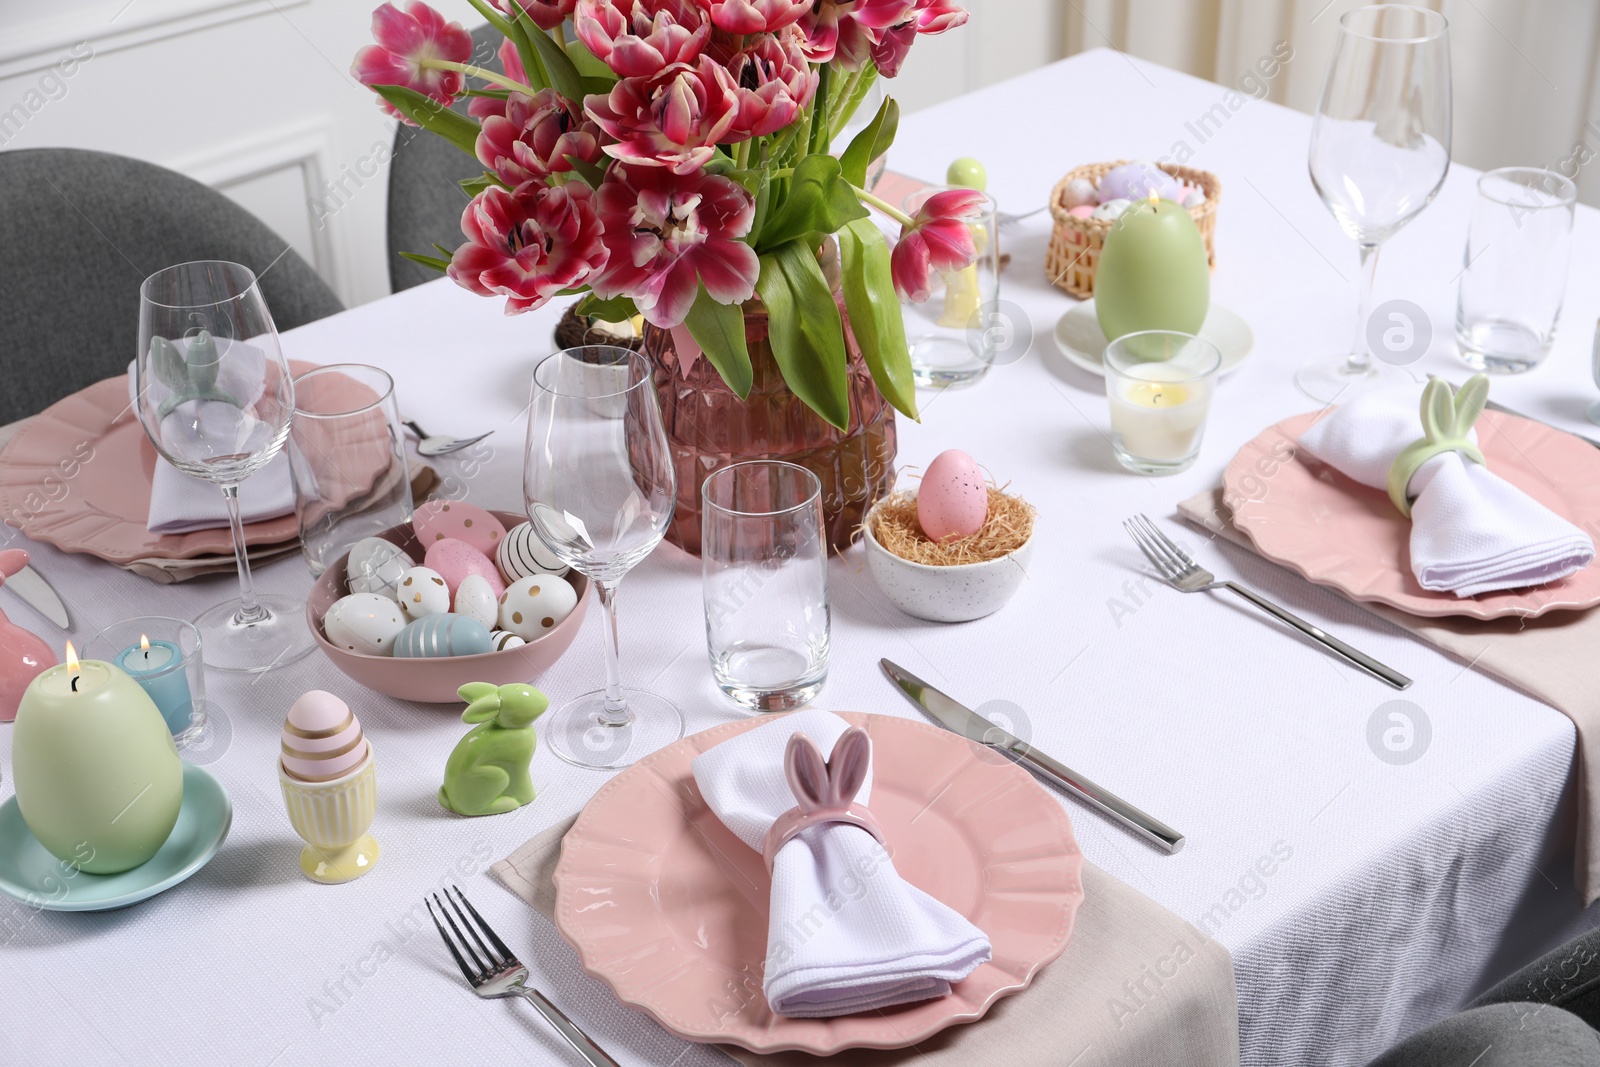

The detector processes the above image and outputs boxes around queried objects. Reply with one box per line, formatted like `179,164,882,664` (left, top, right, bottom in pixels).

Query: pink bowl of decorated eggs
307,503,589,703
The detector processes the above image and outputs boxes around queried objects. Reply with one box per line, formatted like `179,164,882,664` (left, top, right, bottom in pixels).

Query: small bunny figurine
438,682,548,816
763,727,886,870
0,549,56,723
1387,374,1490,517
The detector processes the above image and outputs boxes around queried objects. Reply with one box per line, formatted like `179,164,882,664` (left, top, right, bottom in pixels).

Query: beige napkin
1181,487,1600,905
494,817,1240,1067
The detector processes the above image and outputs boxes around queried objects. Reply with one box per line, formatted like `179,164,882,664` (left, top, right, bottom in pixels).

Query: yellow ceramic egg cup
279,755,380,884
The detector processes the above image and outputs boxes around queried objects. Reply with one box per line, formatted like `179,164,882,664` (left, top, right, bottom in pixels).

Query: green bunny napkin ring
1387,375,1490,518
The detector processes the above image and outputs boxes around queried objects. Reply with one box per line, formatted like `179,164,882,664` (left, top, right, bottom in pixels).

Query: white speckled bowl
861,501,1034,623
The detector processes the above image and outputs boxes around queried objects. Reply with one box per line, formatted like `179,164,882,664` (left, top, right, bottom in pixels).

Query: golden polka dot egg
497,574,578,640
323,592,407,656
396,566,450,621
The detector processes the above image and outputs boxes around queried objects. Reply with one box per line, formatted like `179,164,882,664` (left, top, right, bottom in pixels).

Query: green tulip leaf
839,96,898,189
757,153,868,252
838,219,917,420
399,251,452,274
528,27,587,106
756,241,850,430
683,283,753,399
372,85,481,158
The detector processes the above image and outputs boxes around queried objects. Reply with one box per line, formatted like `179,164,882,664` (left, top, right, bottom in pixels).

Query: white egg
323,592,407,656
1061,177,1098,209
346,538,414,600
453,573,499,630
1183,187,1207,209
1091,198,1132,220
496,521,569,582
396,566,451,621
497,574,578,640
490,630,526,651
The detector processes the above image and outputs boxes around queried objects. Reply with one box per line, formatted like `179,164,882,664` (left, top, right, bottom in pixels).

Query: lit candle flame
65,641,79,674
1147,189,1159,208
140,634,151,652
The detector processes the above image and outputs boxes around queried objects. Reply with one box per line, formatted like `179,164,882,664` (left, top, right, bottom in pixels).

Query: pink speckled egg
413,499,507,557
424,537,506,599
281,690,369,783
917,450,989,543
1067,204,1096,219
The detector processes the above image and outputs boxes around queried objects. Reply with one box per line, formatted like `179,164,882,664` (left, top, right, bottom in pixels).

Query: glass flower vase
643,306,897,557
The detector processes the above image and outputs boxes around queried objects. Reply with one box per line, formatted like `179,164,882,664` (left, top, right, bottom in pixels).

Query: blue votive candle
115,634,194,736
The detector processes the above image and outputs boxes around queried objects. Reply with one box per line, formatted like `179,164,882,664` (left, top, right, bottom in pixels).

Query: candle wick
70,675,79,693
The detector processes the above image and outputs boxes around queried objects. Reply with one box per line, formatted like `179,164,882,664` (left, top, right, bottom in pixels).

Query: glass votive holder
289,363,414,577
900,186,1001,388
1104,330,1222,475
1456,166,1577,374
84,617,206,747
702,461,830,712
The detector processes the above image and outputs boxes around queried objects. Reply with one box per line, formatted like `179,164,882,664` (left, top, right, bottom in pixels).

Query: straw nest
870,487,1035,566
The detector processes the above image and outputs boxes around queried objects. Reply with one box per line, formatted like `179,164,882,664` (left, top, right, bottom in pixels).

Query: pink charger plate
552,710,1085,1055
0,362,373,563
1225,409,1600,620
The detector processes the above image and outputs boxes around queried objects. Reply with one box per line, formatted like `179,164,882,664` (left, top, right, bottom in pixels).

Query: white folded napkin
128,345,296,536
1298,385,1595,597
691,709,991,1018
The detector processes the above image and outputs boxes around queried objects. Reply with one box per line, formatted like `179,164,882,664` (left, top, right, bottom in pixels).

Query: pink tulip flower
468,39,532,120
352,1,475,120
800,0,913,68
890,188,985,303
497,0,578,31
710,0,810,34
586,55,741,174
448,183,610,314
574,0,713,78
588,165,760,328
728,31,817,138
477,89,605,185
870,0,966,77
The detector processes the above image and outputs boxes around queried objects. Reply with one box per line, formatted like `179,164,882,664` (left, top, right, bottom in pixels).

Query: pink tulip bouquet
353,0,972,428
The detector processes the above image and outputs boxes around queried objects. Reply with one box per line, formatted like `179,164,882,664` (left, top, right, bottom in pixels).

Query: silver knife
6,565,70,629
880,659,1186,854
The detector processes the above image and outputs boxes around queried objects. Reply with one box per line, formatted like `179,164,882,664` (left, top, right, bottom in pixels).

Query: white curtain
1060,0,1600,205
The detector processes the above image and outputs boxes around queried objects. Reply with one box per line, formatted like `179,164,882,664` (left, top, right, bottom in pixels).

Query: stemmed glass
1299,4,1451,402
524,346,682,769
135,261,313,672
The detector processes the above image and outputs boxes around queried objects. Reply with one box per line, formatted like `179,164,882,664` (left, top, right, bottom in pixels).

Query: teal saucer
0,763,231,911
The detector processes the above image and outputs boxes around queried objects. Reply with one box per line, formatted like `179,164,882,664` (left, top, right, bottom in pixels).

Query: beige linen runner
494,816,1239,1067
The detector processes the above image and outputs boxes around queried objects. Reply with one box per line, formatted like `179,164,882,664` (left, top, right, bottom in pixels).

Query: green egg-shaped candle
1095,195,1210,342
12,654,183,874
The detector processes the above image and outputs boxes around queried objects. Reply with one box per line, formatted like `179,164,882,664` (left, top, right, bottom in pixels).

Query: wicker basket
1045,161,1220,299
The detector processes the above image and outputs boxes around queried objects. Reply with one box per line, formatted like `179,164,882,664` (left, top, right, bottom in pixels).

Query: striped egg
393,614,492,658
489,630,526,651
497,521,569,582
281,690,369,783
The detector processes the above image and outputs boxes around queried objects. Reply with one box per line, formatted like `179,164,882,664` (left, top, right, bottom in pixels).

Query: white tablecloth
3,48,1597,1067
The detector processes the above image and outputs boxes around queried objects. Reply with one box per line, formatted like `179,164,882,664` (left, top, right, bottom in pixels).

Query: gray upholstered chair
385,23,504,294
1474,924,1600,1026
0,147,342,424
1366,1003,1600,1066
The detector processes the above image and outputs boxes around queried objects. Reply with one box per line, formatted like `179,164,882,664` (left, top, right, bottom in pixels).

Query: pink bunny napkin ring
761,728,887,874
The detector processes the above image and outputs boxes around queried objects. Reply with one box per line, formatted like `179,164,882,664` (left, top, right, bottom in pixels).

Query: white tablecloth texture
3,48,1599,1067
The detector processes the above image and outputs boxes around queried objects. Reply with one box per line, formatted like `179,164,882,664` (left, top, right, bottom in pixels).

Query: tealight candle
1104,331,1222,475
115,633,194,736
11,642,184,874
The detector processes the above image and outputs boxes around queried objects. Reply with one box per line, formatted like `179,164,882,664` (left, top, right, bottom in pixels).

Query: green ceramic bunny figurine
437,682,548,816
1387,374,1490,517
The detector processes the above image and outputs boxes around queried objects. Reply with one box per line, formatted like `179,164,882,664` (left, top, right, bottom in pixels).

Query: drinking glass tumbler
702,461,830,711
1456,166,1577,373
85,617,206,746
901,186,1001,387
1104,331,1222,475
288,364,413,576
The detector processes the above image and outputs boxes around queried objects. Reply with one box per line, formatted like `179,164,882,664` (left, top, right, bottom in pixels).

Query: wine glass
1298,4,1451,402
523,346,682,769
135,261,312,672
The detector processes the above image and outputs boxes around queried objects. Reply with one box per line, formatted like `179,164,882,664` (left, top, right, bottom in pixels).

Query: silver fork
404,419,493,457
428,886,620,1066
1123,514,1412,690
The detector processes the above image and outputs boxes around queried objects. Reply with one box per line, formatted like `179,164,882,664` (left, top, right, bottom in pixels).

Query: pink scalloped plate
0,362,367,563
1225,410,1600,620
552,711,1084,1055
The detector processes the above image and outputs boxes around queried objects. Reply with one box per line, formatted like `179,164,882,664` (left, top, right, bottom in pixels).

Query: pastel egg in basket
307,511,589,703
